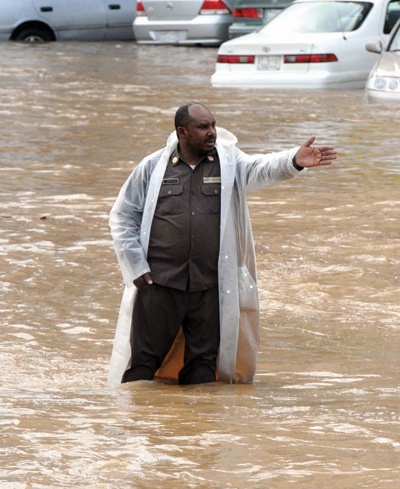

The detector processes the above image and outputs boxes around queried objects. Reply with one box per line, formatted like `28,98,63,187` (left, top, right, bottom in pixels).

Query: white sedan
365,18,400,102
211,0,400,89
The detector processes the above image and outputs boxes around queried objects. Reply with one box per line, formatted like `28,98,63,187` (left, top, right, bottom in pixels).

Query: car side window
384,0,400,34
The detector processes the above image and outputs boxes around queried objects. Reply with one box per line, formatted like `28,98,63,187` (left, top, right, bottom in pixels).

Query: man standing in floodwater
107,102,337,386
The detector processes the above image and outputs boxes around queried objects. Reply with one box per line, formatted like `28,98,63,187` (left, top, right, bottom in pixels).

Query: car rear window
259,1,373,34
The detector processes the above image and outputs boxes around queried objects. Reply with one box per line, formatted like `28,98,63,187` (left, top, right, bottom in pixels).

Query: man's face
181,105,217,156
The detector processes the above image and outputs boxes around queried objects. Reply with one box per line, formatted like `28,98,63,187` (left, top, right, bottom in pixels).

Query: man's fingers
303,135,316,147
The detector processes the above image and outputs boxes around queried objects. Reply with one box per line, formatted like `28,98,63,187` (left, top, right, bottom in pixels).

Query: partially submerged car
228,0,294,39
0,0,136,42
365,18,400,102
211,0,400,89
133,0,236,45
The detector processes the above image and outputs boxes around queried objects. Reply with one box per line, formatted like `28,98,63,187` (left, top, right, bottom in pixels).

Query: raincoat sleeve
109,158,155,287
233,146,303,192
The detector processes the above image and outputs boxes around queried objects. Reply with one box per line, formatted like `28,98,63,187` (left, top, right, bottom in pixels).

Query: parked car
211,0,400,89
133,0,236,45
365,18,400,102
0,0,136,42
228,0,295,39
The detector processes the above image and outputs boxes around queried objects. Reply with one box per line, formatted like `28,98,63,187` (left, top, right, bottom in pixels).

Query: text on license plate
257,56,282,71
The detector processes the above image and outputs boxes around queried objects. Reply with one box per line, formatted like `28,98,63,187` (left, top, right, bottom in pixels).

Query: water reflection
1,41,400,488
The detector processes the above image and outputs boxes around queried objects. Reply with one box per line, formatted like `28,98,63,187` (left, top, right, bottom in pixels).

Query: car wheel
14,27,54,42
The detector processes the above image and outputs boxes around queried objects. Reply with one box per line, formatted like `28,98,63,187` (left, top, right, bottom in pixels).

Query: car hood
372,52,400,77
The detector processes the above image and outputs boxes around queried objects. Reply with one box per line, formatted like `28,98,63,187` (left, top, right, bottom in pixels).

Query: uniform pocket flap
159,185,183,197
201,184,221,196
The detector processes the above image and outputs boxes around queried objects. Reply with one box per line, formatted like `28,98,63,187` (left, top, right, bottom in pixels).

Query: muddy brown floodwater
1,41,400,489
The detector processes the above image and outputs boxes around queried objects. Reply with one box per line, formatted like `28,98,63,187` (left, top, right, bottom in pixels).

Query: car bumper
0,30,11,41
365,88,400,103
211,69,367,89
228,24,258,39
133,16,232,46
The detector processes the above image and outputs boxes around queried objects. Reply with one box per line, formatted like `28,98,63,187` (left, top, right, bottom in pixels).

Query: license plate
152,31,182,43
257,56,282,71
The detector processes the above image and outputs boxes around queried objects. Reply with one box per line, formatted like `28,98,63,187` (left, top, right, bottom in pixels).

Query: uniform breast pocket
156,185,184,216
200,184,221,215
159,185,183,198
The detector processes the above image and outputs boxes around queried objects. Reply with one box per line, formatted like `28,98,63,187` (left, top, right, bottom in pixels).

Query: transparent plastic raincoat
108,128,301,386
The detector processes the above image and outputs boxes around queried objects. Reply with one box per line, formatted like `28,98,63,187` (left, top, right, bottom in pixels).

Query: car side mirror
365,40,383,54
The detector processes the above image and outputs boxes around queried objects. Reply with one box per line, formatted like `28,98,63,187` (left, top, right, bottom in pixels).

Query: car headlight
388,78,399,91
367,76,400,91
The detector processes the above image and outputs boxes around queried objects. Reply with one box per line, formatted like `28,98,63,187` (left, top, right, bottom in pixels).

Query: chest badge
203,177,221,184
163,178,179,185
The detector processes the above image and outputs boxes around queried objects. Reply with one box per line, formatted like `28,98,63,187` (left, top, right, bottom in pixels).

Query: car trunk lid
141,0,208,21
254,42,313,73
220,31,346,73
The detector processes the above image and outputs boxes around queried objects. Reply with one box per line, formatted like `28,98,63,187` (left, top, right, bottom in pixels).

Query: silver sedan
0,0,136,42
133,0,236,46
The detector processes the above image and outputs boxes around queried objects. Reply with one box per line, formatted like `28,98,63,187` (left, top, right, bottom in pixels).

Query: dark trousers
122,283,220,385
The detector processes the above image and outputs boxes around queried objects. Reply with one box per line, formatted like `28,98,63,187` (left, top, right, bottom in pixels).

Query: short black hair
174,102,206,131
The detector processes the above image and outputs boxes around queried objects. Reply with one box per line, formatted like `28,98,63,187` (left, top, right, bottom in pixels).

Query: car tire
13,27,55,42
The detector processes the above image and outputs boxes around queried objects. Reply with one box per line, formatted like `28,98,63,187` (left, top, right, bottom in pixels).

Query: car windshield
258,1,373,34
388,24,400,50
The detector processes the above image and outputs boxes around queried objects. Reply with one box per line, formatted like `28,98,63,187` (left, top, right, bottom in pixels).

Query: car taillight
136,0,146,16
217,54,255,63
284,54,338,63
200,0,231,15
233,8,263,19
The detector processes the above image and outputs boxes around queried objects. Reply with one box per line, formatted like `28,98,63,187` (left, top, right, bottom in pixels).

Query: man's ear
177,126,186,139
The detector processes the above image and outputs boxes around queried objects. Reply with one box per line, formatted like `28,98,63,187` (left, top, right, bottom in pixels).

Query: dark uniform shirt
147,147,221,292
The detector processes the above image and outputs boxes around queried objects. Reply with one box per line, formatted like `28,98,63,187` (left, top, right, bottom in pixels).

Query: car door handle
108,4,121,9
40,6,53,12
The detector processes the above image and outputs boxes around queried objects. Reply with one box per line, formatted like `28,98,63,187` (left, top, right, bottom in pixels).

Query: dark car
228,0,294,39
